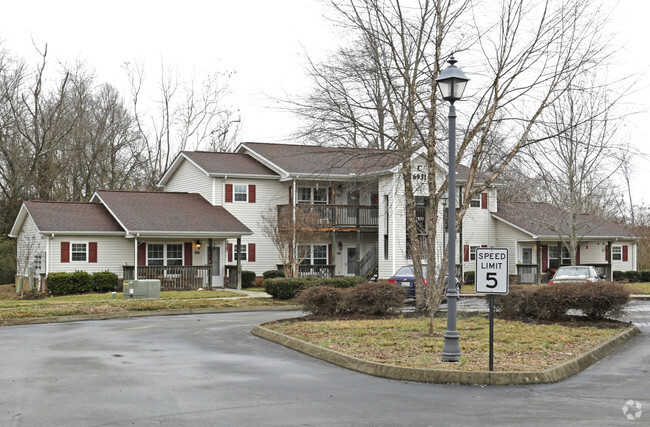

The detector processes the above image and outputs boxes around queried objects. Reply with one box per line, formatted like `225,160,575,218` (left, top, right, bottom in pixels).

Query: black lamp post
435,56,469,362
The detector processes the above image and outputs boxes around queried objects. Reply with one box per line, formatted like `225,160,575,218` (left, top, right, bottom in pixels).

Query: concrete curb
252,322,641,386
0,305,302,327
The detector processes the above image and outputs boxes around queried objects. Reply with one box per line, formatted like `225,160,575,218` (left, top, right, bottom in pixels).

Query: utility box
123,279,161,299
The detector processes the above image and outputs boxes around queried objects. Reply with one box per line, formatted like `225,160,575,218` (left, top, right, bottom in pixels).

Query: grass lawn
625,282,650,295
266,314,627,372
0,284,292,320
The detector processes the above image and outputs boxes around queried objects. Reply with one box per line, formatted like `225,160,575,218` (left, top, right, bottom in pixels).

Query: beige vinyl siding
222,177,286,275
578,241,609,264
610,242,636,272
494,220,533,275
462,207,491,272
50,235,133,277
15,215,47,276
164,158,213,204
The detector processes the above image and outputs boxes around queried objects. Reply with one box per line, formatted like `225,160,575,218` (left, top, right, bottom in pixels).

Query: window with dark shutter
89,242,98,263
248,243,256,262
464,245,469,262
228,243,233,262
248,185,256,203
481,193,488,209
623,245,629,262
225,184,233,203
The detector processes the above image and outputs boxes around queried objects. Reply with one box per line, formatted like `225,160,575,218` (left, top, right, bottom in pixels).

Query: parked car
387,265,460,298
549,265,605,285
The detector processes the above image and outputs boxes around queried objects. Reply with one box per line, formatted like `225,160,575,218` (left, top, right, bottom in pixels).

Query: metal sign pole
489,294,494,371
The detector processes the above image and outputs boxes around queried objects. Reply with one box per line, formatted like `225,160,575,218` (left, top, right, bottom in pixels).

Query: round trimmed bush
342,282,405,315
263,270,285,279
297,286,344,315
93,271,118,292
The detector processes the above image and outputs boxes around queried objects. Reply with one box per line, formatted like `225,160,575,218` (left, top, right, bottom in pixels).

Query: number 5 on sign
475,248,509,294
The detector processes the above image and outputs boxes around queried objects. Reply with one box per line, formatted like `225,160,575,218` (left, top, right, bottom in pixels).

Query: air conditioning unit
123,279,161,299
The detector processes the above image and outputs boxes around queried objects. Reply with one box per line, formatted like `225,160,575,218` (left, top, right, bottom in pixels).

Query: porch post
536,241,542,284
236,237,242,290
208,238,213,290
134,238,139,280
331,231,337,276
356,230,361,276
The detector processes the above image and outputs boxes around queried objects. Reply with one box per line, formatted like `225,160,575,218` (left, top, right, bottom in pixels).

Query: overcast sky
1,0,649,205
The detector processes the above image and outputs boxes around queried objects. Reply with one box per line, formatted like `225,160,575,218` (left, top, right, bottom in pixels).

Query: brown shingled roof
95,190,251,235
493,202,635,239
24,201,124,233
241,142,403,176
182,151,278,176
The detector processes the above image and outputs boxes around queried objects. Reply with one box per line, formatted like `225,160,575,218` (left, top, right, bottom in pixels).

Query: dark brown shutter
576,245,580,265
184,242,193,266
481,193,488,209
225,184,233,203
289,186,293,204
328,243,333,264
328,187,334,204
623,245,628,262
89,242,98,263
541,245,548,272
248,185,256,203
605,244,610,261
61,242,70,263
464,245,469,262
228,243,233,262
138,243,146,266
248,243,256,262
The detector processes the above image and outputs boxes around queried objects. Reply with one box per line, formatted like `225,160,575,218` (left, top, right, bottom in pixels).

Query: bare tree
124,61,241,188
294,0,616,319
261,206,330,278
525,81,628,264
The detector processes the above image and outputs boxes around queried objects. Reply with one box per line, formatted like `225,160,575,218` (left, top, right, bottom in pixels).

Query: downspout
391,171,397,275
134,234,139,280
459,185,463,280
293,177,297,277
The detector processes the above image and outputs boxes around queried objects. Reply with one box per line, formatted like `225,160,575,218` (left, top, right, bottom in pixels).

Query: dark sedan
387,265,460,297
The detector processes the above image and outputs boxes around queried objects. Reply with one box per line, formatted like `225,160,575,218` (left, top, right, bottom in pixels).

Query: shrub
47,272,76,295
73,271,93,293
264,277,319,300
320,276,366,288
341,282,405,315
263,270,285,279
241,271,256,288
640,270,650,283
625,271,640,283
93,271,118,292
297,286,344,315
612,270,625,281
495,282,630,321
464,271,475,285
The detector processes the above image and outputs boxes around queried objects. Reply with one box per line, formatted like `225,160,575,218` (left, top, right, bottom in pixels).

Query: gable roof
9,201,124,236
158,151,278,187
493,202,635,239
93,190,251,237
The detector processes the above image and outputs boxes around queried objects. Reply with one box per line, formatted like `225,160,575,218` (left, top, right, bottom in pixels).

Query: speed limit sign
475,248,509,294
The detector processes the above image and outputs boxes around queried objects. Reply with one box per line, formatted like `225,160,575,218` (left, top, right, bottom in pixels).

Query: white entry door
211,243,224,287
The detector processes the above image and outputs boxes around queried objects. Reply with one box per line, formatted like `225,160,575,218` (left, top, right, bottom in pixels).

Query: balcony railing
277,264,335,278
123,265,210,291
278,204,378,229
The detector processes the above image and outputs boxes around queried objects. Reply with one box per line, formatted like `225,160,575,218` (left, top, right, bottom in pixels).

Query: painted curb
252,322,641,386
0,305,302,327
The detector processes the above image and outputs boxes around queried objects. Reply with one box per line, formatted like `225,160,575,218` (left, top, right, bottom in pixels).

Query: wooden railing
516,264,538,284
277,264,335,278
123,265,210,291
277,204,379,229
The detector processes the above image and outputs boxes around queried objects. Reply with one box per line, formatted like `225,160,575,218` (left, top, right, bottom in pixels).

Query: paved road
0,305,648,426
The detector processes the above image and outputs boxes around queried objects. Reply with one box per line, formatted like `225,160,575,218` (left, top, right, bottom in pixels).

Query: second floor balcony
277,204,379,230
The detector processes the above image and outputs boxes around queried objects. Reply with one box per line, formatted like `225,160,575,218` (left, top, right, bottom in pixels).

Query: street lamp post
436,56,469,362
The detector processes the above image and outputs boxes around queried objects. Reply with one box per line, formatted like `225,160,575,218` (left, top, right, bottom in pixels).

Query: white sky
1,0,649,205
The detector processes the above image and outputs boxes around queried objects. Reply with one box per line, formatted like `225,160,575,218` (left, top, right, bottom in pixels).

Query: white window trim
71,242,88,262
299,244,328,265
297,187,328,205
469,245,479,261
233,184,248,203
612,245,622,261
470,196,481,208
147,243,185,266
234,243,248,261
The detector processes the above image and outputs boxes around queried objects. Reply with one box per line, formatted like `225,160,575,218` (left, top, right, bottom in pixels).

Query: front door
344,245,358,276
522,247,533,264
211,243,224,287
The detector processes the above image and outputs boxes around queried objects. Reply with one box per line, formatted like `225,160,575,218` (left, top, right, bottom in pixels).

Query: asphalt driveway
0,308,648,426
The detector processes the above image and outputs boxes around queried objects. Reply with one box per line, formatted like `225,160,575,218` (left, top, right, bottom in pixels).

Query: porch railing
277,264,335,278
277,204,379,229
123,265,211,291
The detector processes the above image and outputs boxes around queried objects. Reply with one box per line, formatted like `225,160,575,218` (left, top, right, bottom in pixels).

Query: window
384,235,389,260
470,245,479,261
470,196,481,208
297,187,328,204
415,196,428,232
71,243,87,261
300,244,328,265
233,184,248,202
166,244,183,266
561,246,571,265
548,246,559,269
148,244,164,266
612,245,622,261
234,244,247,261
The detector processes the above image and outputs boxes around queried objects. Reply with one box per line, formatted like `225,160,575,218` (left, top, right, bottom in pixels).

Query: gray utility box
123,279,161,299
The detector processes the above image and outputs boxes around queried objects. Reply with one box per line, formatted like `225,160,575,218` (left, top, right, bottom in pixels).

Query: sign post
475,247,509,371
